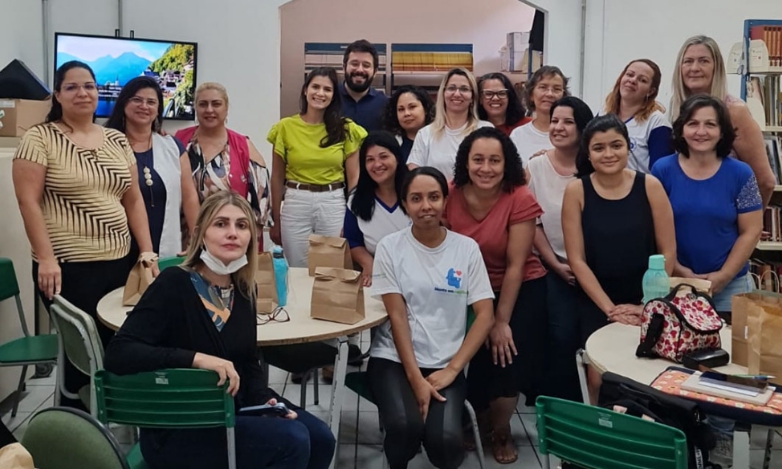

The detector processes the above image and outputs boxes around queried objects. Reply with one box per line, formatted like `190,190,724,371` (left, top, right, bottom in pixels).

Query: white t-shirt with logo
626,110,672,173
407,120,494,179
509,121,551,167
370,227,494,369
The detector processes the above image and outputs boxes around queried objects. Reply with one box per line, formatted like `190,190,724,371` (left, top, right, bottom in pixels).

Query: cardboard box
0,99,51,137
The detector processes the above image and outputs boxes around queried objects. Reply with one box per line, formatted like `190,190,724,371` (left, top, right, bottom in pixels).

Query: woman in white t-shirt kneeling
407,68,493,179
368,167,495,469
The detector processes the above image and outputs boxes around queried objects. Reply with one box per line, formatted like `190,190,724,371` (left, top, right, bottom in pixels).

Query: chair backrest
50,296,104,375
536,396,688,469
94,369,235,429
0,257,31,337
158,256,186,271
20,406,129,469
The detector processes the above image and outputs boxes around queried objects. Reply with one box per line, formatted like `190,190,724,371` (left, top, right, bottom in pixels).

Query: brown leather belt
285,181,345,192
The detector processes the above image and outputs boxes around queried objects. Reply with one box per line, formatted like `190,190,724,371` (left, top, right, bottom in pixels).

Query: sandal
491,427,518,464
462,411,491,451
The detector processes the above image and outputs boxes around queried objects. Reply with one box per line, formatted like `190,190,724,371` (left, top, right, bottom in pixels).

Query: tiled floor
4,334,782,468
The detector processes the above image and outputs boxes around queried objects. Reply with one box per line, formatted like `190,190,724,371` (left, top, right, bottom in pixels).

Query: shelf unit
389,43,474,96
303,42,388,95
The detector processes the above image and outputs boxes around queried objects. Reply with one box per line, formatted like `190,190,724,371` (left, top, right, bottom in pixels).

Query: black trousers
0,420,15,448
367,357,466,469
33,256,132,410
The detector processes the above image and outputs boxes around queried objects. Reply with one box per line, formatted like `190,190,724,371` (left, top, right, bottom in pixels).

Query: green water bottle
642,254,669,304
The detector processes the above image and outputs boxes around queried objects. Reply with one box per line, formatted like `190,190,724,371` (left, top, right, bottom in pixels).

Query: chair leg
313,368,320,406
11,365,28,417
763,427,774,469
463,400,486,469
542,454,551,469
300,371,308,409
226,427,237,469
576,349,591,405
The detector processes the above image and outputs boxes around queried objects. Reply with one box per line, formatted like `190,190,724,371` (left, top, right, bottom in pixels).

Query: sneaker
710,431,733,468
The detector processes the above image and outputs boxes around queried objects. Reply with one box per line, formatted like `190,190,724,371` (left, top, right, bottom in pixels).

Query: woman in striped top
12,61,156,410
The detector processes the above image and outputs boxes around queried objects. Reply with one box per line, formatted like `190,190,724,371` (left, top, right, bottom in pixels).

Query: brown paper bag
255,252,277,314
122,252,158,306
744,291,782,385
669,277,712,295
310,267,365,325
731,292,754,366
307,234,352,276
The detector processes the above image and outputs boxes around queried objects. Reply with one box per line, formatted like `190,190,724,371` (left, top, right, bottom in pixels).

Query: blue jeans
712,273,753,314
139,408,336,469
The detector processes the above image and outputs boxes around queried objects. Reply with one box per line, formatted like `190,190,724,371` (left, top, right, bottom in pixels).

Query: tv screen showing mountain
54,33,198,120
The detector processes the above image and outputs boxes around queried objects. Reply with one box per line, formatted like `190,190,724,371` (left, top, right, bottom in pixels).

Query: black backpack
595,372,719,469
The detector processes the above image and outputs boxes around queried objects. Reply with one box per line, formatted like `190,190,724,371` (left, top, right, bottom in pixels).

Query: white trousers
280,187,345,268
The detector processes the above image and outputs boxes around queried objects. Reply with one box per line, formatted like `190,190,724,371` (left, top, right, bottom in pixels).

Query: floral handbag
636,284,723,362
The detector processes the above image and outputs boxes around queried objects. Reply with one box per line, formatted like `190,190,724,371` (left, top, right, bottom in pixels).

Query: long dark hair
576,114,631,177
105,76,164,133
672,94,735,159
453,127,524,192
382,85,434,136
300,67,346,148
477,73,526,126
350,131,407,221
46,61,96,123
400,167,449,215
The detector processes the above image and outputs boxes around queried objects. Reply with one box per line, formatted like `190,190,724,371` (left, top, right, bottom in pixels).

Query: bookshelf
734,20,782,277
389,43,474,96
303,42,388,95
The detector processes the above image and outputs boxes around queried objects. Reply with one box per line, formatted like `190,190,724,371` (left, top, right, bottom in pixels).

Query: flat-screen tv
54,33,197,120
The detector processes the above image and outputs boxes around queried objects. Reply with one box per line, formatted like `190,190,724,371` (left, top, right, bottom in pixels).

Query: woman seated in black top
561,114,676,402
104,191,335,469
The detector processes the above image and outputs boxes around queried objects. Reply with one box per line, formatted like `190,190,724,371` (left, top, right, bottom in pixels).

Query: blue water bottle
271,246,288,307
642,254,669,304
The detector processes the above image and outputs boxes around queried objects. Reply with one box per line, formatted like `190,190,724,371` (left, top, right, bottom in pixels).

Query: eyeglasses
257,307,290,325
61,82,97,93
482,89,508,100
129,96,159,108
535,84,564,95
445,86,472,95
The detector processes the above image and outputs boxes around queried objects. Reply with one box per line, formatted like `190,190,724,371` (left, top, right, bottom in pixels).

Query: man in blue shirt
340,39,388,132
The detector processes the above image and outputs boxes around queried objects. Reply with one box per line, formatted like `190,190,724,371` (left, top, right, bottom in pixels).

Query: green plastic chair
536,396,688,469
94,369,237,469
50,295,104,414
21,406,129,469
0,257,58,417
344,305,486,468
157,256,186,271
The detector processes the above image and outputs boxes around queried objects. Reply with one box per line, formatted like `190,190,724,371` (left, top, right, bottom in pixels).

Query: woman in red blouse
444,126,546,464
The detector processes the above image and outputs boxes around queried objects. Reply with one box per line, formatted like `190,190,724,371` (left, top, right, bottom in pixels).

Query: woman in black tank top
562,115,676,342
562,115,676,403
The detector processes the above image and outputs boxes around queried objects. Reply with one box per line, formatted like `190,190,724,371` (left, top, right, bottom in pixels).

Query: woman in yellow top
268,67,367,267
12,61,155,409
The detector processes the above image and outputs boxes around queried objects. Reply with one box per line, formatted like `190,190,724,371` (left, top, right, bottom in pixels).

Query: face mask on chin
200,245,248,275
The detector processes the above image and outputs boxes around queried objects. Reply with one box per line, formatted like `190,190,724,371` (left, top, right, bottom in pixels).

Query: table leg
733,428,750,469
328,336,349,469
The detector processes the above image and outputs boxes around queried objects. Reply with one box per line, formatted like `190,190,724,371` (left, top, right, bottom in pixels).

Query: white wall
279,0,535,117
582,0,782,114
0,0,44,80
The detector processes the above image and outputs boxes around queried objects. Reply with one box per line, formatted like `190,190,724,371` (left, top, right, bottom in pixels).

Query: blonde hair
669,35,728,122
182,191,258,300
603,59,665,122
431,68,482,139
195,82,230,107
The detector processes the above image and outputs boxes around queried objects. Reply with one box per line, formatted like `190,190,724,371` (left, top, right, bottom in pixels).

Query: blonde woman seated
104,191,335,469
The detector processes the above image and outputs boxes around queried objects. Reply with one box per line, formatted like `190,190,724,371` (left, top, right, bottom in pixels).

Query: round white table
585,322,755,469
96,267,387,469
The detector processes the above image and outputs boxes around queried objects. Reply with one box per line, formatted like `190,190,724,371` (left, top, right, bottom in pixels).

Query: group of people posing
11,34,767,469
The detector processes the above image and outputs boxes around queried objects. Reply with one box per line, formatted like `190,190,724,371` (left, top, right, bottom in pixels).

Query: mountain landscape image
55,34,196,119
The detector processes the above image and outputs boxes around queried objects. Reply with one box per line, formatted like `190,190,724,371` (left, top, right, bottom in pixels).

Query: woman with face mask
104,191,336,469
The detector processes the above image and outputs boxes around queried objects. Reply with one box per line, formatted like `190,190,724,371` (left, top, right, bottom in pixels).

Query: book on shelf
750,258,781,291
765,136,781,184
747,75,782,129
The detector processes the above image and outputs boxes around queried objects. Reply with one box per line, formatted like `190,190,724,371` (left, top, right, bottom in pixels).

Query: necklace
129,133,156,206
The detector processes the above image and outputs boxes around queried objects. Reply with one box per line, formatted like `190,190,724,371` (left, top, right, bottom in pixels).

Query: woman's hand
192,352,240,396
552,262,575,285
265,398,298,420
608,304,644,326
704,271,731,294
488,322,517,368
426,367,458,391
412,376,446,420
37,258,61,300
270,223,282,246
